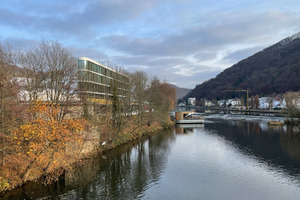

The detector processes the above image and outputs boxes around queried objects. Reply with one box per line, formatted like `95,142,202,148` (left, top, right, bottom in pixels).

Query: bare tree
251,96,255,109
18,46,44,102
147,77,175,126
255,95,259,110
19,41,78,120
130,71,148,125
0,42,23,167
285,91,300,122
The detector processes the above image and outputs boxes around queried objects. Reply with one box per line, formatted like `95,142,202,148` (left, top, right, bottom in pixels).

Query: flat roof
78,57,116,72
78,57,129,78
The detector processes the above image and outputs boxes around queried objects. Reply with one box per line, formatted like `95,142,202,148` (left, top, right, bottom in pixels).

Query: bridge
176,106,289,117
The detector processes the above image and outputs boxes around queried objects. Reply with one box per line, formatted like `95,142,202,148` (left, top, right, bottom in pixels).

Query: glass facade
77,57,129,102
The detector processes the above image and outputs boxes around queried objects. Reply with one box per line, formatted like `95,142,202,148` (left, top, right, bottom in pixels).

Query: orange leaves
2,100,87,189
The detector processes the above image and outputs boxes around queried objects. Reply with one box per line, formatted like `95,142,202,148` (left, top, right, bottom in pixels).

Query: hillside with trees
184,32,300,100
167,84,190,100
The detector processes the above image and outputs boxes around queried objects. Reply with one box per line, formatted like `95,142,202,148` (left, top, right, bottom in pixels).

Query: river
2,117,300,200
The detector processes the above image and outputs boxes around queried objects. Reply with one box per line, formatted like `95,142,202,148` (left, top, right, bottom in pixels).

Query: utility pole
223,89,250,110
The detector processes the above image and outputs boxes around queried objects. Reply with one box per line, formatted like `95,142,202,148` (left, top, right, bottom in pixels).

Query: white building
259,97,271,109
218,100,226,107
188,97,196,106
205,100,214,107
259,97,287,109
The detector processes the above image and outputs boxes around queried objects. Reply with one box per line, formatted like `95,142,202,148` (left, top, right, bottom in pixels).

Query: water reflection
63,128,175,199
175,124,204,134
280,126,300,160
204,119,300,184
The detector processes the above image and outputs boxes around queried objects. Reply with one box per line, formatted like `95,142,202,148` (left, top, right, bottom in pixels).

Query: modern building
77,57,129,104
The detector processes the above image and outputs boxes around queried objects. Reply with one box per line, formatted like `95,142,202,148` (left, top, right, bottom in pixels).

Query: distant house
259,97,271,109
231,99,243,109
259,97,286,109
218,100,226,107
178,102,186,107
205,100,214,107
188,97,196,106
273,98,286,109
222,98,243,109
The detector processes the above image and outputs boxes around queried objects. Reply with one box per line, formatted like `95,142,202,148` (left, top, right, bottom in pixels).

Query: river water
2,117,300,200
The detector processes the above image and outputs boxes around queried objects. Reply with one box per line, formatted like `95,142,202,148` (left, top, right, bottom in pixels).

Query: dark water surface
3,118,300,200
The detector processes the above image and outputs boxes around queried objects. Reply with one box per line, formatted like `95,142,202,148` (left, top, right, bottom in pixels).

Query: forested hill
168,84,191,100
184,32,300,100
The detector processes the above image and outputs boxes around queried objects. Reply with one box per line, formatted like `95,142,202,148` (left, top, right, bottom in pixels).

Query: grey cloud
147,64,221,89
4,38,38,50
101,30,217,57
112,56,153,66
109,54,220,88
113,55,190,67
101,10,300,57
223,46,264,63
69,46,108,60
194,51,217,61
0,8,35,28
78,0,157,24
0,0,159,40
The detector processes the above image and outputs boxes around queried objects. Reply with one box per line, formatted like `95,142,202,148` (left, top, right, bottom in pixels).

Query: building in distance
77,57,129,104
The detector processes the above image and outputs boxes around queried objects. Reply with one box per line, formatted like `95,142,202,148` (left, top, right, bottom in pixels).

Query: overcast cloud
1,0,300,88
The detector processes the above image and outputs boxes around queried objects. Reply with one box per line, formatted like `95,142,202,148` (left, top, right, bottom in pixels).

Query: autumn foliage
1,100,86,191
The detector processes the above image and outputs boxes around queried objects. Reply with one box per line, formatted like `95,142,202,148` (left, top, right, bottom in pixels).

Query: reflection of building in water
62,128,175,199
175,127,193,134
175,124,204,134
259,122,269,131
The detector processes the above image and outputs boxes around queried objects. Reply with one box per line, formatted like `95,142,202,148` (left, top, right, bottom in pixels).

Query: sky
1,0,300,89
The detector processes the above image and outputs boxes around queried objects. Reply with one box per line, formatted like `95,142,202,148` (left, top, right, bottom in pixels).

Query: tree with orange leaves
2,100,86,189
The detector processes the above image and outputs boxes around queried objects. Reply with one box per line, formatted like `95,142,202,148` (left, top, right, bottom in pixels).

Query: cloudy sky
1,0,300,88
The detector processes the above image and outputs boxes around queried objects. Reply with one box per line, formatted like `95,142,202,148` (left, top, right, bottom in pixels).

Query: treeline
0,41,176,192
184,38,300,100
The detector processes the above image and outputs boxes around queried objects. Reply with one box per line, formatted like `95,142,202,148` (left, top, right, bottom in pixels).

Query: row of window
87,61,108,76
78,71,110,85
78,82,127,97
78,60,129,83
84,93,106,100
78,71,128,90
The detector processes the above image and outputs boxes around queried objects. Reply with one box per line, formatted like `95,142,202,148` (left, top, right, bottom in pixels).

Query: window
87,61,92,70
78,60,85,70
78,71,87,81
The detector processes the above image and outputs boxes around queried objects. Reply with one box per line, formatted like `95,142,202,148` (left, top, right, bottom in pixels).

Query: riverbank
0,119,174,195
